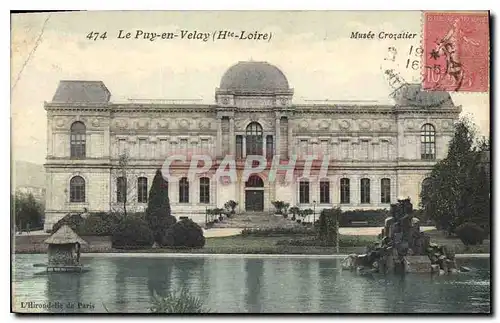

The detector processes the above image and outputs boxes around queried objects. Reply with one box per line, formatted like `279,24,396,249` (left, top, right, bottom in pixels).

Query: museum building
43,61,460,230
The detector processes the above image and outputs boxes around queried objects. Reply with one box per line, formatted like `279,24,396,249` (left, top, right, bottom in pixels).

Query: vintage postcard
11,10,490,314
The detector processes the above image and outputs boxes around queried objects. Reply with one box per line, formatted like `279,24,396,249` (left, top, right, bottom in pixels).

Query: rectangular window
380,140,389,160
137,177,148,203
340,178,350,204
341,140,349,159
201,139,209,155
320,181,330,204
236,135,243,159
361,140,369,160
180,139,188,154
138,139,147,159
199,177,210,204
381,178,391,204
360,178,371,204
300,139,308,159
299,180,310,204
159,139,168,158
118,139,127,156
266,135,274,159
321,140,329,157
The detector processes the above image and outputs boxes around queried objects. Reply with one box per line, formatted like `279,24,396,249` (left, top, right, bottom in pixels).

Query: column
288,118,293,159
216,117,222,158
275,117,281,159
229,117,235,156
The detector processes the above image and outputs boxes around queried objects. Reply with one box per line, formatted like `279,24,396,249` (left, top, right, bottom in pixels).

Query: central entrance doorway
245,175,264,211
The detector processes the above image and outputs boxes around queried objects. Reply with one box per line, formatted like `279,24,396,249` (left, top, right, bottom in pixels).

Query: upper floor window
360,178,371,204
360,140,369,160
246,122,263,156
266,135,274,159
70,122,86,158
137,177,148,203
421,124,436,160
69,176,85,202
340,178,350,204
236,135,243,159
179,177,189,203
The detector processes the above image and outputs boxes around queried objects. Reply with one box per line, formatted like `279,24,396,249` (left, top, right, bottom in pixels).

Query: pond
12,254,490,313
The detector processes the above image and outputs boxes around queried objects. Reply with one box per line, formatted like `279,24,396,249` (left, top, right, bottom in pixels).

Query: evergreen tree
145,169,175,245
420,118,490,234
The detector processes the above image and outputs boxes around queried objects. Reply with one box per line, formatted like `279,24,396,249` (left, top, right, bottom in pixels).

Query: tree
145,169,175,245
13,192,44,231
112,152,137,218
420,118,490,234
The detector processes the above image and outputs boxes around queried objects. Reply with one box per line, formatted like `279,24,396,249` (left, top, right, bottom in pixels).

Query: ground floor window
179,177,189,203
199,177,210,204
137,177,148,203
380,178,391,204
320,180,330,204
299,180,310,204
360,178,370,204
340,178,350,204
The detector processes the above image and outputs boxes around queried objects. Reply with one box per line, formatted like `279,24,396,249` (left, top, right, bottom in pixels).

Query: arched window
340,178,350,204
179,177,189,203
70,122,86,158
137,177,148,203
421,124,436,160
299,179,310,204
199,177,210,204
380,178,391,204
360,178,370,204
117,177,127,203
70,176,85,202
246,122,263,156
320,180,330,204
245,175,264,188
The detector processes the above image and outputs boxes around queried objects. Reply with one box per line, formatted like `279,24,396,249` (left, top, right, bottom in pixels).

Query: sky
11,11,490,164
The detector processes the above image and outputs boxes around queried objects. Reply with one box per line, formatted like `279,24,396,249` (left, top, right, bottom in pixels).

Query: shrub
78,212,119,236
149,289,210,313
455,222,485,246
52,213,85,234
145,169,173,245
224,200,238,214
318,208,341,245
163,219,205,248
112,215,154,249
271,201,286,214
276,235,378,247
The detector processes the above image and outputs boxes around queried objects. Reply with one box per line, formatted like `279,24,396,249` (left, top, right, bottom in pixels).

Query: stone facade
43,61,461,231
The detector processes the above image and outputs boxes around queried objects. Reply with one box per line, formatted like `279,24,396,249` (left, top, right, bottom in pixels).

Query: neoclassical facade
44,61,461,230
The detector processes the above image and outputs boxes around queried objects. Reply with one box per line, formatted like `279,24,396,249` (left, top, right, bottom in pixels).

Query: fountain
341,198,462,275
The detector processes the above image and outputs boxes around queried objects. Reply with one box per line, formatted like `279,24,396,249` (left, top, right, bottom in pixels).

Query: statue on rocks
341,198,460,275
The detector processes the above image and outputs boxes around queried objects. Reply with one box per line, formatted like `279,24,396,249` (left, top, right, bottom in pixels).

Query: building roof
219,61,290,92
44,225,87,245
391,84,453,108
52,80,111,103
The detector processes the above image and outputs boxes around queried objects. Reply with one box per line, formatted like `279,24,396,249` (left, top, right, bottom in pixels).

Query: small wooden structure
44,225,88,272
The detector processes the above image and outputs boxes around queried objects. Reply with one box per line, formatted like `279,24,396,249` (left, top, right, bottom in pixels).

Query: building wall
44,93,460,231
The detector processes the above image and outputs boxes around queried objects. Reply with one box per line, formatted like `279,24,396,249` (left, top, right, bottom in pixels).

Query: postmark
422,11,489,92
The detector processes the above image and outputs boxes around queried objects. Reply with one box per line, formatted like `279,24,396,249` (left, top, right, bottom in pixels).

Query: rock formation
341,198,460,275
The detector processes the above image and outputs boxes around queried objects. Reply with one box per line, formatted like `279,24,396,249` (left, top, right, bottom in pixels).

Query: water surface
12,254,490,313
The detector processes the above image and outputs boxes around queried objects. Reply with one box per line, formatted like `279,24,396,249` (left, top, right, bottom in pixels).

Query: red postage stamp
422,11,489,92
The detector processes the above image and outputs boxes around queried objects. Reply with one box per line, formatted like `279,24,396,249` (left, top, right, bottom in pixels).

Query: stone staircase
212,212,302,229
